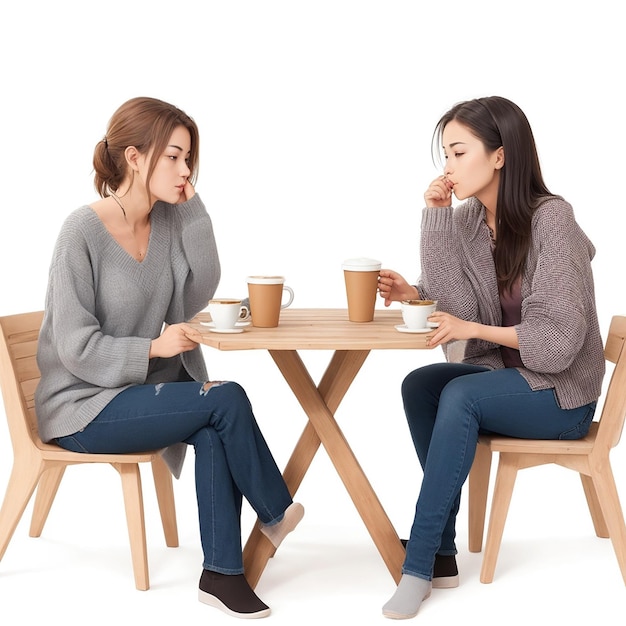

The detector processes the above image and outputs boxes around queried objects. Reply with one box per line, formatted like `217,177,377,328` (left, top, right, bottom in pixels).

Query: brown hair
93,96,200,200
432,96,552,293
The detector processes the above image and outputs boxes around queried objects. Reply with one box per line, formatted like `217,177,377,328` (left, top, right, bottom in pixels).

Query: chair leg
151,455,179,548
480,453,520,584
29,464,66,537
580,473,609,538
115,463,150,591
0,458,43,560
590,464,626,585
468,442,492,553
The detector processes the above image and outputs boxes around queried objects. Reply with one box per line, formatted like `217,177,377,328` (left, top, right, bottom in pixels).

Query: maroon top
488,230,523,368
499,279,524,368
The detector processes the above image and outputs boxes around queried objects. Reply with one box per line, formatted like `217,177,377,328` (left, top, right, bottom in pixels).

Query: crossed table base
189,308,433,588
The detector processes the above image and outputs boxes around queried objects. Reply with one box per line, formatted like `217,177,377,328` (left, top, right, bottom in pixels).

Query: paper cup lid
247,275,285,284
342,257,382,271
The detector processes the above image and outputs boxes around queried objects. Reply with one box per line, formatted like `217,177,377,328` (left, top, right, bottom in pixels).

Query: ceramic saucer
394,324,433,334
207,326,245,334
200,321,250,329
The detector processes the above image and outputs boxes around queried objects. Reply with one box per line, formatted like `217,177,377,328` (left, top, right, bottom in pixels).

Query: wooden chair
0,311,178,590
468,315,626,584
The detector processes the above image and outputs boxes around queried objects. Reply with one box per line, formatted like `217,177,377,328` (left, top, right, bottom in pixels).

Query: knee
401,369,422,399
223,380,248,403
401,364,441,400
203,381,254,416
400,370,419,398
201,379,245,398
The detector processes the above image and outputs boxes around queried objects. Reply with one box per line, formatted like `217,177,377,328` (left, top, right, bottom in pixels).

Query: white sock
259,502,304,549
382,574,432,619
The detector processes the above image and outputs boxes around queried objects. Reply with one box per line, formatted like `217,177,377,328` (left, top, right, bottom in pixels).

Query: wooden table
188,308,433,588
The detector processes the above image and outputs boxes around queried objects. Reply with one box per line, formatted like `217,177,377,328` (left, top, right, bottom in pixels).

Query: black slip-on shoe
400,539,460,589
198,570,270,619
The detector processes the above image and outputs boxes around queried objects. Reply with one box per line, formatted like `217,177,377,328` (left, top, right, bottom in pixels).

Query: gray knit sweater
417,196,605,410
35,194,220,474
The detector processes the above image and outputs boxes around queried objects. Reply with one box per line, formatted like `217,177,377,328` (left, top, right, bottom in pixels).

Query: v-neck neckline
86,206,162,268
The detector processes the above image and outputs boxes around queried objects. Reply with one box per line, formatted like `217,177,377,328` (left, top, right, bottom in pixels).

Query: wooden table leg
243,349,404,588
243,349,370,586
242,420,320,588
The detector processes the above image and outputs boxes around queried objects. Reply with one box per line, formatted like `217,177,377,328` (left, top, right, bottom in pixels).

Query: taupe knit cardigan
417,196,605,410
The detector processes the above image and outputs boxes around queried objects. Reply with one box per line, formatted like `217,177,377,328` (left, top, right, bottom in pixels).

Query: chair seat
38,440,165,464
479,421,597,455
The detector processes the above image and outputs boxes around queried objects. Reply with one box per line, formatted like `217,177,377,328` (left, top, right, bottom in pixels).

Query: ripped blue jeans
401,363,597,581
55,381,293,574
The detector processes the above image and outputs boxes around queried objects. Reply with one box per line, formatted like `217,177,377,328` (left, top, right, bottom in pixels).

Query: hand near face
178,180,196,203
424,175,453,208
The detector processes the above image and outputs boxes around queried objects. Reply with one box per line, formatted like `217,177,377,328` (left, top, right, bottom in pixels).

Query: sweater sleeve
516,199,594,373
165,193,221,321
46,215,152,388
418,203,483,322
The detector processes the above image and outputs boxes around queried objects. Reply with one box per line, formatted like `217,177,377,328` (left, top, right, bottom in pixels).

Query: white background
1,1,624,624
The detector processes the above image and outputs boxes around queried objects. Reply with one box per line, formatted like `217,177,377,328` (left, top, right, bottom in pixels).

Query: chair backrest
0,311,45,454
596,315,626,450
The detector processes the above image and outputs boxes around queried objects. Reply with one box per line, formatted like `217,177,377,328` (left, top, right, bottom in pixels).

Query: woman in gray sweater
377,96,604,619
35,97,303,619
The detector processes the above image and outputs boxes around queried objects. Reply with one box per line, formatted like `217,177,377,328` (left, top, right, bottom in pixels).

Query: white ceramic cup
208,299,251,330
401,299,437,330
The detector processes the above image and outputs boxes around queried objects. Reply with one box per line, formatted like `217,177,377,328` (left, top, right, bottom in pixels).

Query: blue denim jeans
401,363,596,581
56,381,293,575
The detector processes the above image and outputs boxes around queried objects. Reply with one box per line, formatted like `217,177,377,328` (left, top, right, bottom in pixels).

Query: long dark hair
433,96,552,292
93,96,200,201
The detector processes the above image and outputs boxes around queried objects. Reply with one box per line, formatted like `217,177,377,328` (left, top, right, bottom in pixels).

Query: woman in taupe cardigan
377,96,604,619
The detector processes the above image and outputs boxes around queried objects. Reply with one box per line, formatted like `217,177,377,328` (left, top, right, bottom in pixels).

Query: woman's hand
424,175,453,208
425,311,477,348
378,269,419,307
178,180,196,203
150,323,199,358
426,311,520,350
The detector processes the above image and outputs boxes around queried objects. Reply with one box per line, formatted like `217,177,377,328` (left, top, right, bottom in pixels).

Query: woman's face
138,125,192,204
441,119,503,208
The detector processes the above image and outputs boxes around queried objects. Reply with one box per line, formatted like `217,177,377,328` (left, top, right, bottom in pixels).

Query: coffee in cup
342,257,382,322
246,276,295,327
401,299,437,330
208,298,251,330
